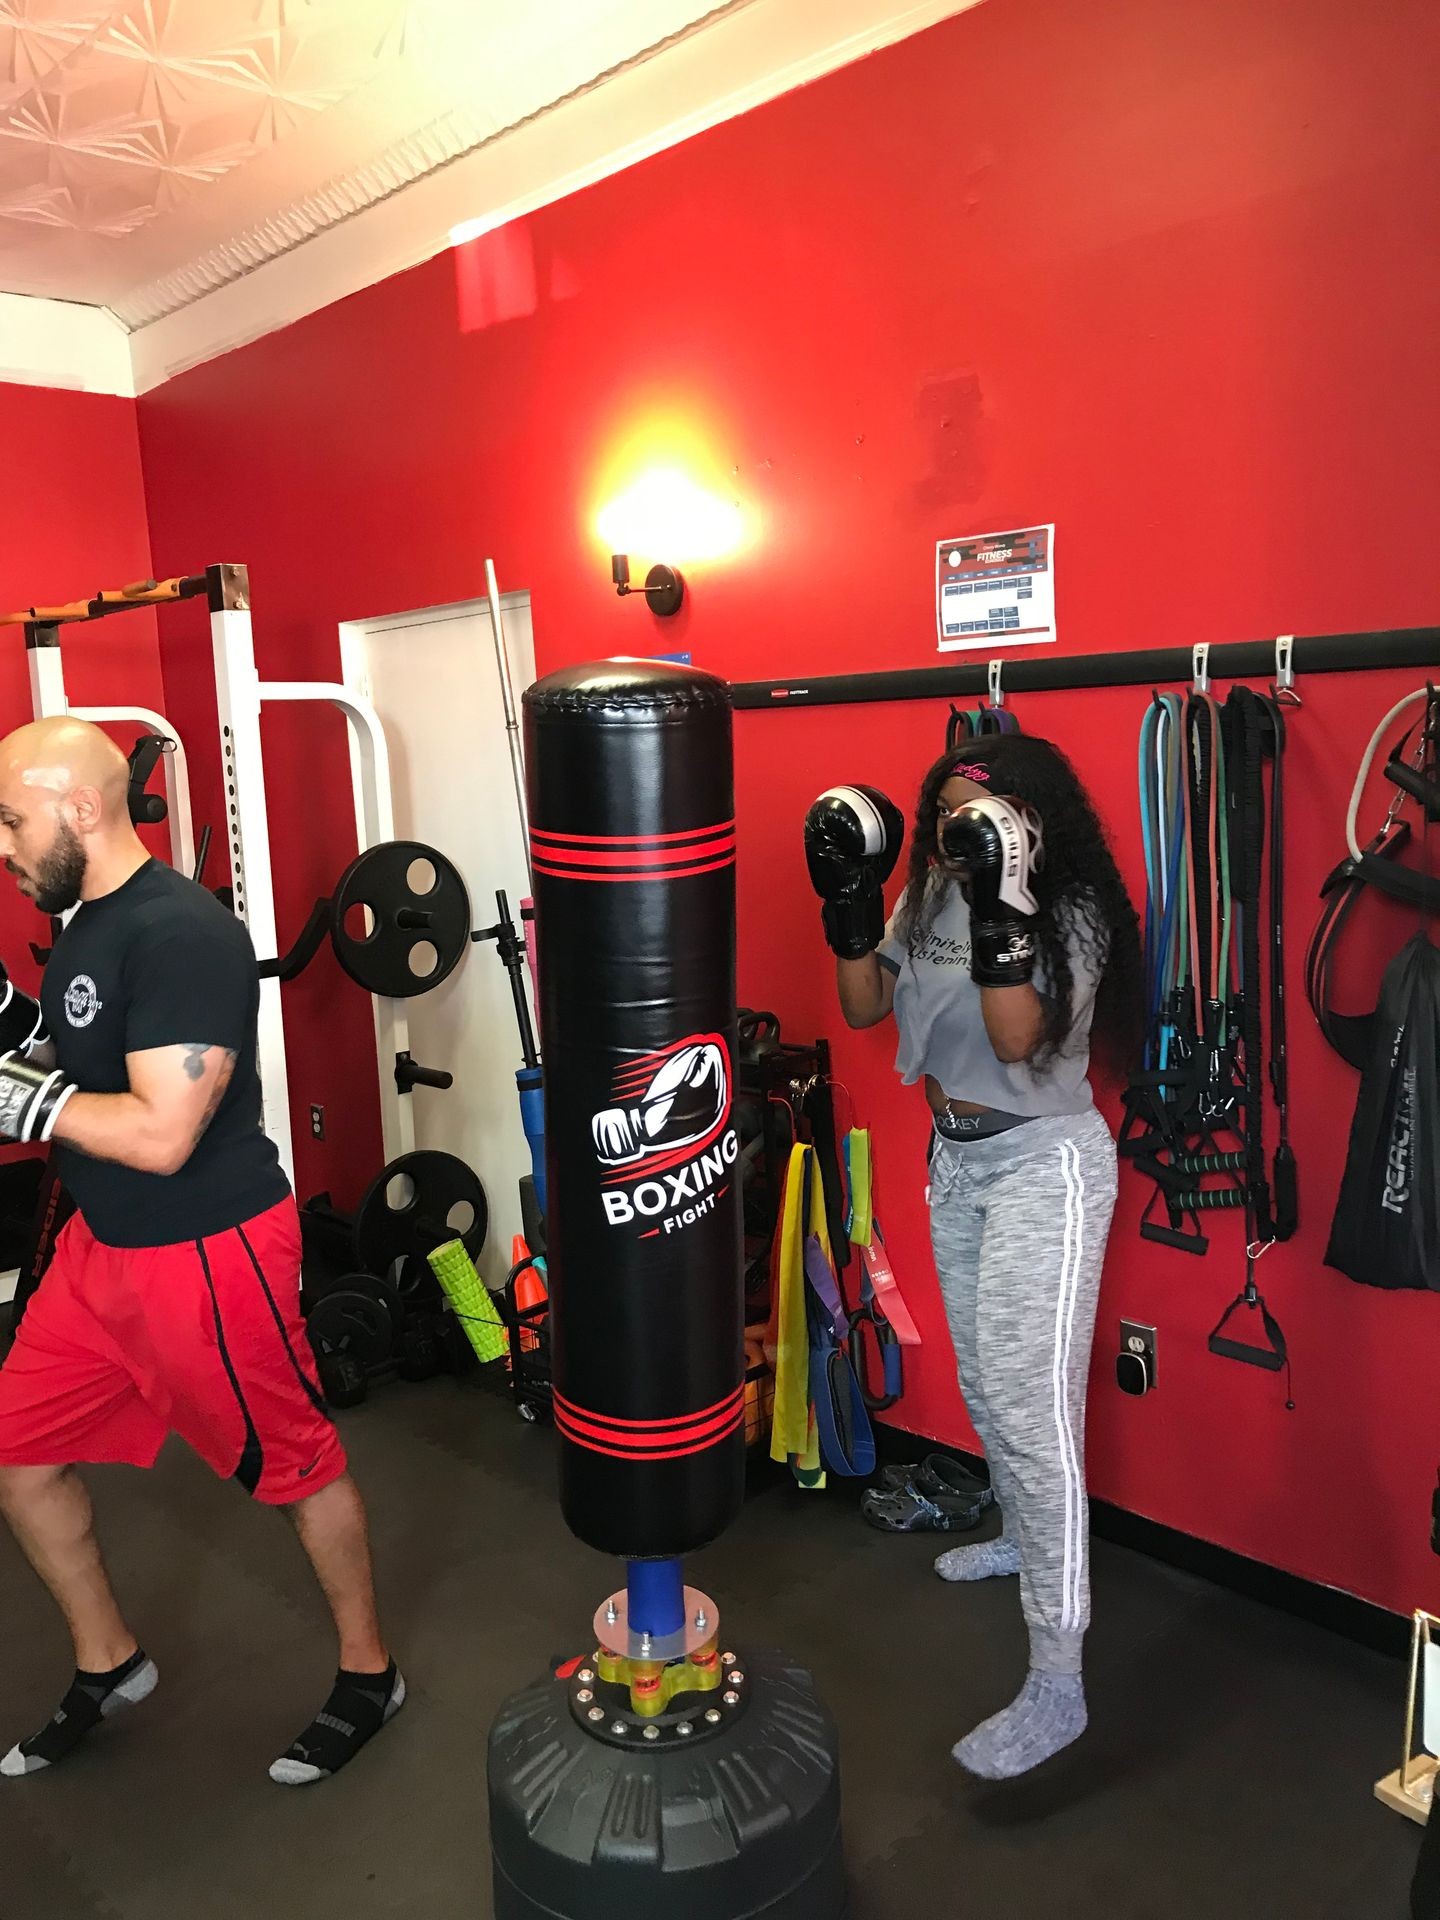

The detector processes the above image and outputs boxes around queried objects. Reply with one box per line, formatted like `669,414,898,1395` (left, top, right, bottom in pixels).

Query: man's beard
29,822,87,916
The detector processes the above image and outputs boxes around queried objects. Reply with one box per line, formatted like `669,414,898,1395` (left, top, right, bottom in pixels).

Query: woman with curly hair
804,736,1142,1778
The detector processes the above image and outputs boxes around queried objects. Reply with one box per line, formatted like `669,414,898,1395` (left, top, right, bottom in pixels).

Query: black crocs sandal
878,1453,994,1514
860,1484,989,1533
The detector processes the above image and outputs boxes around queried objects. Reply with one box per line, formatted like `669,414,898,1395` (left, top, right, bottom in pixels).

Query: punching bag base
488,1648,844,1919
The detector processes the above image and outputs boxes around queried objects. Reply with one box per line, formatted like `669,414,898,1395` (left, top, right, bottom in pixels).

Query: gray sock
934,1535,1020,1583
952,1669,1087,1779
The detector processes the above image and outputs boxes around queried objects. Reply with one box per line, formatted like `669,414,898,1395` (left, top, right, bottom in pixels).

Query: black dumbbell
398,1317,442,1383
318,1349,368,1410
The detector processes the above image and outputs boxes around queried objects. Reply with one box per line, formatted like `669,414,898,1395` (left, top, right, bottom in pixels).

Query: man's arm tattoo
182,1046,238,1149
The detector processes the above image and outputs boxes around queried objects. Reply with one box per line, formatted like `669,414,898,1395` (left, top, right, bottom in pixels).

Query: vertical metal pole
26,625,68,720
337,622,407,1164
207,565,295,1183
264,669,414,1165
485,559,532,888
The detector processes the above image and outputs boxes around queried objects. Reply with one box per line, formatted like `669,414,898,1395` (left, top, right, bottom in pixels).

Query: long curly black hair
898,735,1143,1074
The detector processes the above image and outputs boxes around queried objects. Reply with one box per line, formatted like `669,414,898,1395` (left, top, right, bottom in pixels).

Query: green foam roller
428,1238,508,1363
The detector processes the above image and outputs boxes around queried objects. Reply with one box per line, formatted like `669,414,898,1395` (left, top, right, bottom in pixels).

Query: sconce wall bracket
611,554,685,618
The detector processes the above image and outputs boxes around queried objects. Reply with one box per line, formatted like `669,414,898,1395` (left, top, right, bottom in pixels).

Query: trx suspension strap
1207,686,1295,1402
1223,685,1297,1247
1265,694,1298,1239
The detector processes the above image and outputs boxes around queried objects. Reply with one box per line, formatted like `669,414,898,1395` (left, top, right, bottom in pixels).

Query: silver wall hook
1274,634,1301,706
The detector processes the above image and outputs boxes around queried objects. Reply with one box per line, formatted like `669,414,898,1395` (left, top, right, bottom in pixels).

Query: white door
348,595,535,1288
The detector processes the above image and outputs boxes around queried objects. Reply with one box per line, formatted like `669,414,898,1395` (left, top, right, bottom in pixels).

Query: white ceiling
0,0,971,391
0,0,739,325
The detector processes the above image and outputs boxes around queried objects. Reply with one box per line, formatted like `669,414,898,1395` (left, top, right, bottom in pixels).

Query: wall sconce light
610,553,685,617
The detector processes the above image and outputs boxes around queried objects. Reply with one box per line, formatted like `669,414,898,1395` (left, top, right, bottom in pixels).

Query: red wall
136,0,1440,1614
0,381,162,997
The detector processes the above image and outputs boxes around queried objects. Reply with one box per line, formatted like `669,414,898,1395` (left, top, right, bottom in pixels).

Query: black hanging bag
1325,932,1440,1291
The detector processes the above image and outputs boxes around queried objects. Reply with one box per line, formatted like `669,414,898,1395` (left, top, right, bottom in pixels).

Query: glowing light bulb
596,469,744,565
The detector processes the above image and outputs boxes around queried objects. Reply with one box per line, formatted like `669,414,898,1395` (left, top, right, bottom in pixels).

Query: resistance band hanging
1121,689,1247,1250
945,662,1022,750
1123,684,1296,1245
1123,671,1297,1399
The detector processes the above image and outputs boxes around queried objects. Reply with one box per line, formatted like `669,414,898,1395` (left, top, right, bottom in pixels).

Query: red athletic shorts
0,1196,346,1505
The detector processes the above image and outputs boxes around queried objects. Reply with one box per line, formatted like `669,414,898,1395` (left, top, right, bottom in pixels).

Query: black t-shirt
40,860,290,1248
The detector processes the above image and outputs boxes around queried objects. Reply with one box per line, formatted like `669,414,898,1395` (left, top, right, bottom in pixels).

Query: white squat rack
22,560,462,1182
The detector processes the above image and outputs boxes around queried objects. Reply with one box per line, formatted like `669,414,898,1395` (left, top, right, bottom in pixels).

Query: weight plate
331,840,471,1000
306,1268,406,1337
353,1150,488,1302
306,1279,398,1368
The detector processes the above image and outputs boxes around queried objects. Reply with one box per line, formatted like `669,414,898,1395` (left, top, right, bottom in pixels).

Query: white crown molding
129,0,974,395
0,293,134,398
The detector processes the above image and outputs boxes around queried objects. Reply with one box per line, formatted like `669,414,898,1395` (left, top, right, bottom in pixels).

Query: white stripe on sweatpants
1050,1139,1086,1632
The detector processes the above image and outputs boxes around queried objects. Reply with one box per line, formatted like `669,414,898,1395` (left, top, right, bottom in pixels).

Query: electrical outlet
310,1104,325,1141
1118,1319,1157,1394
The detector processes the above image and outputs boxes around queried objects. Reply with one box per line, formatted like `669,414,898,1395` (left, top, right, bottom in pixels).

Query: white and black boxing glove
0,961,49,1060
940,794,1045,987
0,1052,76,1145
804,785,907,960
592,1040,728,1168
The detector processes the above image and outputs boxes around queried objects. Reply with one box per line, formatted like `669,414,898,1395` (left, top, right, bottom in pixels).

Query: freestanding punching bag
532,661,745,1555
487,661,843,1920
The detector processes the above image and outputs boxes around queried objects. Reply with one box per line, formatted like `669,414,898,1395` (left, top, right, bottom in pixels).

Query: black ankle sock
75,1651,148,1690
5,1650,157,1775
270,1659,403,1786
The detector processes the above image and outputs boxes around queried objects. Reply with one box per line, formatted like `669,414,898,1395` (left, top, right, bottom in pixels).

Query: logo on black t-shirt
63,975,103,1028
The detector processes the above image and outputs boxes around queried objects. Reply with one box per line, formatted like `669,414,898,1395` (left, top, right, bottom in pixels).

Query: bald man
0,718,403,1785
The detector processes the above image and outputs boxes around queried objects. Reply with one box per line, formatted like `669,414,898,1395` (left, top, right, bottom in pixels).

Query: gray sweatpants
928,1108,1118,1675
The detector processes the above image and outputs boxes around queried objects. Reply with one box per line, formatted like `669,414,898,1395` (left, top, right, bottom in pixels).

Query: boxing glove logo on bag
591,1036,737,1235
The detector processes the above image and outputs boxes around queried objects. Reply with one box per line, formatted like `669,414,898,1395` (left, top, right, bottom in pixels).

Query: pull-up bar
0,572,211,630
730,624,1439,711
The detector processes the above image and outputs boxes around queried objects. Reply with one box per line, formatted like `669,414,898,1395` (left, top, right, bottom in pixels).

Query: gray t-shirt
877,878,1104,1117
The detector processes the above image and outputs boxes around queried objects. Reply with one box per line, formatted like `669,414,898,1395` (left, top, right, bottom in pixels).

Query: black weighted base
488,1648,844,1920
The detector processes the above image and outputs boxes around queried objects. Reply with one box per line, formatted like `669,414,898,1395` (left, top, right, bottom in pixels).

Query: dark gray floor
0,1377,1420,1919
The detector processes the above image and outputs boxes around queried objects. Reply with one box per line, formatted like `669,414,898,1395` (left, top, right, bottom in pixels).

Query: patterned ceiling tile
0,1,110,108
0,0,743,319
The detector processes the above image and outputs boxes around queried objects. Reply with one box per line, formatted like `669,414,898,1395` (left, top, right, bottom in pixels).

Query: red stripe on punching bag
530,851,735,883
554,1398,746,1462
531,821,735,848
552,1383,745,1434
529,835,735,869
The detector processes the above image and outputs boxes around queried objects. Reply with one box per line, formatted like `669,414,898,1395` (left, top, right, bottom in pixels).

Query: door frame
336,591,532,1166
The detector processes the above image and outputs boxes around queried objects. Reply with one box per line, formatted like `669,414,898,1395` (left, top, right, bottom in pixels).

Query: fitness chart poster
935,524,1056,651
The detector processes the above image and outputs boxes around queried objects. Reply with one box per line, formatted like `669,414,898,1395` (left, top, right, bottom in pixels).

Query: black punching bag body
527,661,745,1557
487,662,844,1920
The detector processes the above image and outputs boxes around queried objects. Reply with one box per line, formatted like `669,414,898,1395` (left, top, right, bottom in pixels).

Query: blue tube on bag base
626,1559,685,1640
